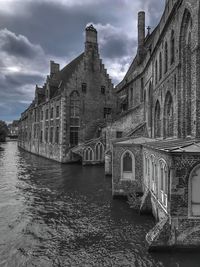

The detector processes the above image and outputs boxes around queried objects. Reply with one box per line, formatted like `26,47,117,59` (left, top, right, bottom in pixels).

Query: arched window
155,60,158,84
95,142,104,161
159,160,168,208
159,52,162,80
170,30,175,64
164,41,168,73
164,91,174,138
121,151,135,180
189,164,200,217
70,91,80,146
154,100,161,138
179,9,193,137
84,147,94,161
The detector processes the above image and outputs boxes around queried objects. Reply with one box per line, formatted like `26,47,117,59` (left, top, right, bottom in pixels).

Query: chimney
137,11,145,62
85,24,98,53
50,60,60,76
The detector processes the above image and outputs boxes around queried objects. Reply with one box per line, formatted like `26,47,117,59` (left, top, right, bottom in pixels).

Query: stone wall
112,143,143,196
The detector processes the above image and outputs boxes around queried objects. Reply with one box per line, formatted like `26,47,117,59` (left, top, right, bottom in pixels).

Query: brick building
108,0,200,250
18,25,115,162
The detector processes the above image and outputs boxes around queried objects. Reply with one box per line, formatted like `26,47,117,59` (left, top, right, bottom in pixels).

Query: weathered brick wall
171,154,200,217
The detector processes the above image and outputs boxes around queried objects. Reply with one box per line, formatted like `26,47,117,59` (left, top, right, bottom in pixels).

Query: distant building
18,25,116,162
8,120,19,137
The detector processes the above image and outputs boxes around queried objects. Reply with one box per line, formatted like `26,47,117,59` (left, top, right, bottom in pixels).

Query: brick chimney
85,24,98,53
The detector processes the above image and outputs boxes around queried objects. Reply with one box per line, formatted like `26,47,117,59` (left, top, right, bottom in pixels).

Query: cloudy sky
0,0,165,122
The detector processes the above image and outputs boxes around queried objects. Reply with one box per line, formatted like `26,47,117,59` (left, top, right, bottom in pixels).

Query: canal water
0,142,200,267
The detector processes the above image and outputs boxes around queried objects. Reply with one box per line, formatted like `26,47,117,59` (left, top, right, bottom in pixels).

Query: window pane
192,170,200,203
123,152,132,172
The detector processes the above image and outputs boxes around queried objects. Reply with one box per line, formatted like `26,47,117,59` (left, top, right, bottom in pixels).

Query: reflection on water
0,142,200,267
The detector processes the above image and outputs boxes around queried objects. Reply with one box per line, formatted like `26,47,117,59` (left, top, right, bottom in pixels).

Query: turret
137,11,145,63
85,24,98,53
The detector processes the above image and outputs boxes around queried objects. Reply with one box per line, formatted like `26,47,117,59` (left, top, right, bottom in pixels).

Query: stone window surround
120,150,135,181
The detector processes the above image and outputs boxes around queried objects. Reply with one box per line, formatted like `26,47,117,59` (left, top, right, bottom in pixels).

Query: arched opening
70,91,80,146
84,147,94,161
95,142,104,161
164,91,174,138
154,100,161,138
189,164,200,217
121,151,135,180
179,9,192,137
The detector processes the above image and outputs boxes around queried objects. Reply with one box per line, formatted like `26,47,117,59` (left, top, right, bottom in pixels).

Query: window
164,41,168,73
159,52,162,80
41,110,43,121
45,127,48,143
50,107,54,119
84,147,94,161
101,86,105,94
164,91,174,138
70,127,78,146
116,131,123,138
70,91,80,117
50,127,53,143
95,142,104,161
155,60,158,84
121,151,135,180
82,83,87,93
45,109,48,120
55,126,59,144
40,130,43,143
70,91,80,146
171,30,175,64
104,107,111,118
189,164,200,217
56,106,59,118
154,100,161,138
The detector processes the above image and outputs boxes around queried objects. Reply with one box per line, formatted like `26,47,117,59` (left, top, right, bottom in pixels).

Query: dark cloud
0,0,165,121
4,73,44,88
0,29,43,58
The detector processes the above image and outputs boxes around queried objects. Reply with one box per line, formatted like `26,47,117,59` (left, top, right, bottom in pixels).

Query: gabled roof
55,52,84,84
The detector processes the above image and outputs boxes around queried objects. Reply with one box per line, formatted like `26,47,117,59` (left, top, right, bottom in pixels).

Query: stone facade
109,0,200,250
18,25,116,162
